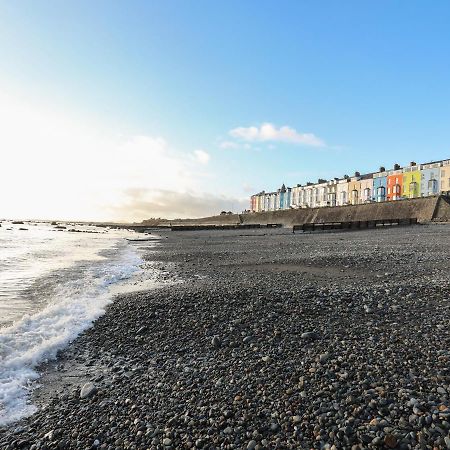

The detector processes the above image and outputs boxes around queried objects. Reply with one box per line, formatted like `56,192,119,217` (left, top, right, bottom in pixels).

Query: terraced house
250,158,450,212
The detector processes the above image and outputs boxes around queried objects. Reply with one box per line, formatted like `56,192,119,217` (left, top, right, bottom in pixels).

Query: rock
247,440,257,449
211,336,221,348
270,422,279,431
301,331,319,340
80,382,97,399
44,430,54,440
243,336,254,344
444,436,450,449
163,437,172,446
384,434,397,448
261,355,271,363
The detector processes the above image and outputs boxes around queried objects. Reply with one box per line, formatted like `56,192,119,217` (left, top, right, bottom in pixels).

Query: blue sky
1,1,450,220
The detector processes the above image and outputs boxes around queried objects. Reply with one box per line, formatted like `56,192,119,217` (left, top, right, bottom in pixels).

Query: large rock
80,382,97,399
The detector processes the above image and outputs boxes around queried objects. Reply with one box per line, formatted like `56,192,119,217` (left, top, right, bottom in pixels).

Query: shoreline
1,225,450,449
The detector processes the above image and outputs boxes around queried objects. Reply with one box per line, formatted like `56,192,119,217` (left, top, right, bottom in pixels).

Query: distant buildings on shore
250,158,450,212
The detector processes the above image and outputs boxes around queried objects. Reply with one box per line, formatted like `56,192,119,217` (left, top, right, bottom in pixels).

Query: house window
428,179,438,194
364,188,371,200
409,182,417,198
377,186,386,201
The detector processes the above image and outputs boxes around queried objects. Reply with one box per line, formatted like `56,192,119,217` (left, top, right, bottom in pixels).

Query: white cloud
229,122,324,147
193,149,210,164
0,90,211,221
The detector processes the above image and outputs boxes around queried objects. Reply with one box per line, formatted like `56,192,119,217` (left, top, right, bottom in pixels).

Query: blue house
421,162,441,197
373,168,387,202
277,184,287,209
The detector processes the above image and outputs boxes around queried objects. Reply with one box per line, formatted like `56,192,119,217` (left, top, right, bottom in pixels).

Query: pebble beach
1,224,450,450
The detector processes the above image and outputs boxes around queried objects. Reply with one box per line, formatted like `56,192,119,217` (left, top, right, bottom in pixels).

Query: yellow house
403,164,421,198
348,172,362,204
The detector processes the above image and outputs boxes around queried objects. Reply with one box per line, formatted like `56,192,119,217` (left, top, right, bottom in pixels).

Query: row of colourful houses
250,158,450,212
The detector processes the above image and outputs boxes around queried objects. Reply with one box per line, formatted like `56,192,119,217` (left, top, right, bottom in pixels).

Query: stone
80,382,97,399
163,437,172,446
247,440,257,449
270,422,279,431
444,436,450,449
211,336,221,348
301,331,319,340
384,434,397,448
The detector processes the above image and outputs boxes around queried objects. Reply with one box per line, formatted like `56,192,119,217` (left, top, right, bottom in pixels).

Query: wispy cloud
228,122,325,147
219,141,252,150
192,149,210,164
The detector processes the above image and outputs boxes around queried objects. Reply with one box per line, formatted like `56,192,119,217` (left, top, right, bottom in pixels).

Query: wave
0,242,141,426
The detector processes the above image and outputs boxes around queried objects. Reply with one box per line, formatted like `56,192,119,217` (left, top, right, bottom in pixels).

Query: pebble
80,382,97,399
1,226,449,449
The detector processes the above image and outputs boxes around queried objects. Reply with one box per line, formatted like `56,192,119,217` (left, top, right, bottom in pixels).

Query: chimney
354,171,360,177
410,161,416,166
318,178,327,183
394,163,400,170
379,166,386,172
344,174,349,179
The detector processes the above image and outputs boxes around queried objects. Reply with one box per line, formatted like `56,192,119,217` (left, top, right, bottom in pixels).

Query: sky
1,1,450,221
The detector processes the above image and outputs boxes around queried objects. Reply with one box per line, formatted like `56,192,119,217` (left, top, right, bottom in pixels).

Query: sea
0,221,145,427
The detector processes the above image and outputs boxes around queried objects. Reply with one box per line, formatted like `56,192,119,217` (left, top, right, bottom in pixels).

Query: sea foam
0,242,141,426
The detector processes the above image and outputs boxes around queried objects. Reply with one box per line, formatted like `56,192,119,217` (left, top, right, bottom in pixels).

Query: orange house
387,168,403,201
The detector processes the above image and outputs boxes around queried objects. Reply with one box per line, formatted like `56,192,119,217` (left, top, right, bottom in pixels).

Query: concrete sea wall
167,196,450,229
240,196,444,227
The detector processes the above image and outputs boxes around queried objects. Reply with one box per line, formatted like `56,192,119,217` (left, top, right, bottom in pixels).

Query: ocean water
0,222,143,426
